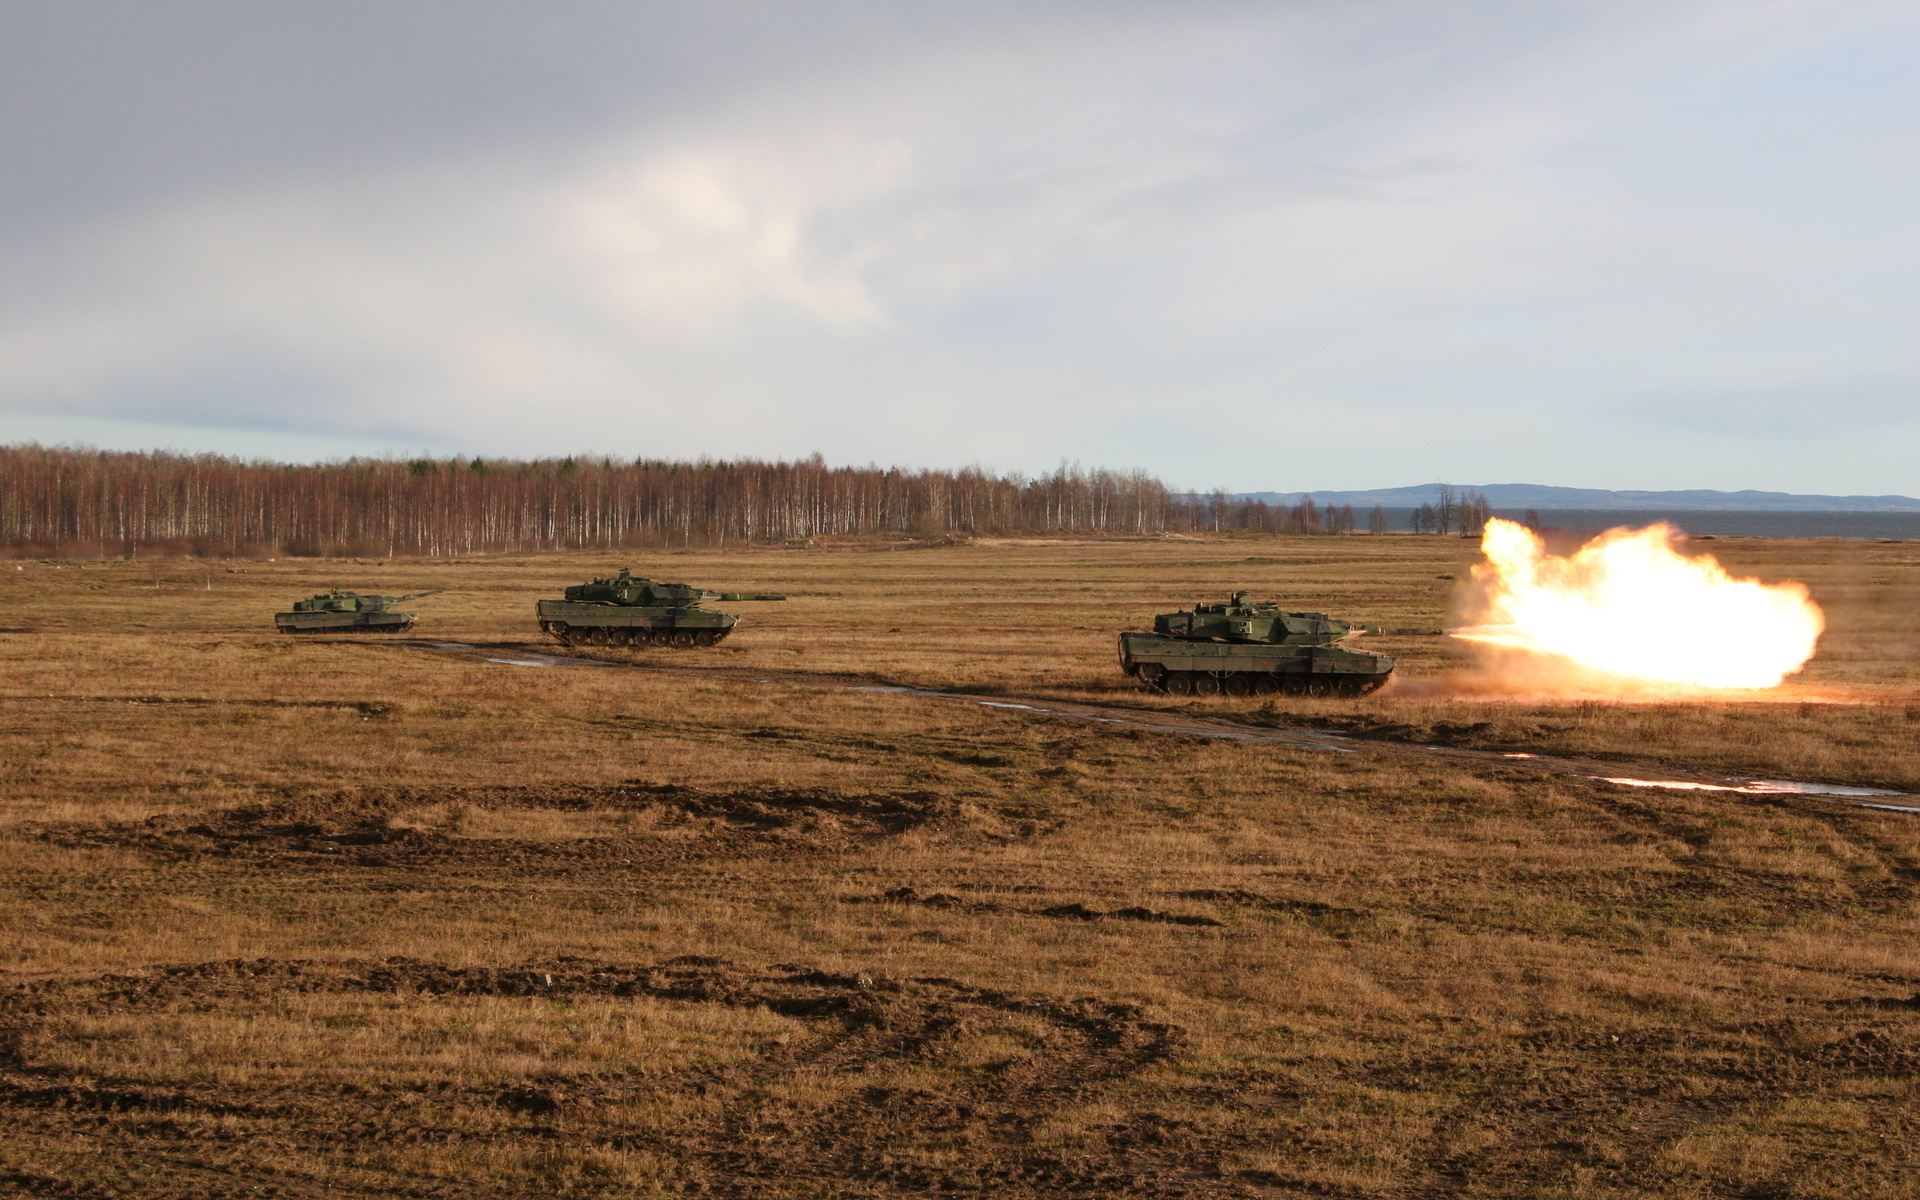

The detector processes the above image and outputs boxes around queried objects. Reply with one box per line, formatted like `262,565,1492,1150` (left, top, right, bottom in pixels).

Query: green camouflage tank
275,589,442,634
537,567,785,648
1118,590,1394,697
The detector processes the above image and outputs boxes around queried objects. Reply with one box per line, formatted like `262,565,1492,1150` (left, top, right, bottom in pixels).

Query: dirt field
2,534,1917,1198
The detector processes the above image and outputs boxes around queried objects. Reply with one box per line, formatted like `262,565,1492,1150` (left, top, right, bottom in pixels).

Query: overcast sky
1,1,1915,493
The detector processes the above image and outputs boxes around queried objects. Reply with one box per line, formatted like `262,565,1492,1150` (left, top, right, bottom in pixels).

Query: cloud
0,1,1915,490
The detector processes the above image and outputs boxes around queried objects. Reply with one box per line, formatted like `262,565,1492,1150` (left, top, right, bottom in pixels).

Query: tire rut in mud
36,782,990,872
0,956,1192,1199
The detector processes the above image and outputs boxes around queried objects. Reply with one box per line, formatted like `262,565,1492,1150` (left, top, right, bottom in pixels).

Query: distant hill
1231,484,1920,512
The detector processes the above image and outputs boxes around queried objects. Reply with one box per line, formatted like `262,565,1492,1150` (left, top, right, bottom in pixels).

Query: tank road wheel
1223,674,1252,697
693,629,717,647
609,628,633,647
566,628,592,647
1305,678,1335,698
1164,672,1197,696
1137,663,1168,692
1276,675,1305,695
670,629,696,648
588,628,610,646
1193,675,1223,697
1253,675,1280,695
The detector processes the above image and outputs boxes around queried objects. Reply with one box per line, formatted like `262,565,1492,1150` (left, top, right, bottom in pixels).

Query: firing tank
1118,590,1394,697
537,567,786,648
275,588,442,634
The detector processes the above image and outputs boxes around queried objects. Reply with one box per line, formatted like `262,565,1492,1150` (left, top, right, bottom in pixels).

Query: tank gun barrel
392,590,444,604
716,592,786,602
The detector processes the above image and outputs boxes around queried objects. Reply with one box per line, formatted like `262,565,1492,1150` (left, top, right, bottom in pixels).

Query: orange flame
1449,518,1824,690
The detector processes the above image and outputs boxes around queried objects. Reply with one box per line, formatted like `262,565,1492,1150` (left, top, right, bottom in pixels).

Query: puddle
1602,777,1902,798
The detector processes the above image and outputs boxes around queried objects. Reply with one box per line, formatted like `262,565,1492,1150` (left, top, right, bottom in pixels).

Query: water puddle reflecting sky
1602,776,1901,798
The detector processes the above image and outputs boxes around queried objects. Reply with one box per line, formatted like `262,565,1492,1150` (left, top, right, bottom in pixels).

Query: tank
536,567,786,648
1118,591,1394,697
275,589,442,634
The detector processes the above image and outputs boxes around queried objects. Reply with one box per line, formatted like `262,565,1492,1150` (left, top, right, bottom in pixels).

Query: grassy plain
0,533,1916,1198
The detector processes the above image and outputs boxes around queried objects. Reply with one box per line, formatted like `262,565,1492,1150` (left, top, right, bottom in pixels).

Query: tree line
0,445,1181,557
0,445,1493,557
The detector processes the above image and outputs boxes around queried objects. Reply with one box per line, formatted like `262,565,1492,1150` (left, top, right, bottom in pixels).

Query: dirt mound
857,886,1225,927
39,782,973,871
0,955,1192,1198
1174,888,1364,919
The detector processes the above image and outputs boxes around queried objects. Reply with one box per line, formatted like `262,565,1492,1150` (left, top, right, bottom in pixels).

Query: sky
1,0,1915,494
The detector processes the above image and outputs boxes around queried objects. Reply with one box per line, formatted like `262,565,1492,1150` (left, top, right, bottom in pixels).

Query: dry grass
0,534,1916,1198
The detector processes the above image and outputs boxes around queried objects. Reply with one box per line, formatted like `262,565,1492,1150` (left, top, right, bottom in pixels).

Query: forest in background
0,445,1375,558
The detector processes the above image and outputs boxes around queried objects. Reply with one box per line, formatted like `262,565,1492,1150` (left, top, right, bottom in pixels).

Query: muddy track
36,782,982,873
0,956,1195,1199
371,640,1920,815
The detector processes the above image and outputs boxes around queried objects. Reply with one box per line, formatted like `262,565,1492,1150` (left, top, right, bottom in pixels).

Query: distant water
1512,509,1920,539
1372,509,1920,539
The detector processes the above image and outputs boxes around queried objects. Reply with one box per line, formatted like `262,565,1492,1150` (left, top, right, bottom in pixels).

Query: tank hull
536,600,739,648
275,610,417,634
1118,631,1393,697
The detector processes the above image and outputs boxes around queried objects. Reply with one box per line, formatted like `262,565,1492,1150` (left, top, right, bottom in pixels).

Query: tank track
275,622,416,635
545,624,734,649
1141,670,1386,699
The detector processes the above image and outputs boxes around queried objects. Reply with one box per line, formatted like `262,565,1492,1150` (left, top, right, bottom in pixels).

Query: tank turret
1118,591,1394,698
276,589,442,633
560,568,785,609
1152,590,1362,645
538,568,786,648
